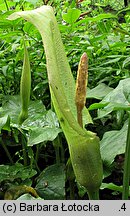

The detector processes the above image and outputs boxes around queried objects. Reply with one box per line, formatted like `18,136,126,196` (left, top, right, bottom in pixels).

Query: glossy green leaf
1,95,22,124
1,95,46,125
101,183,130,196
100,121,128,167
28,127,61,146
17,194,42,200
23,110,61,146
35,164,65,200
89,78,130,118
23,109,59,128
1,95,61,145
87,83,113,100
0,163,37,183
0,115,10,132
88,102,108,111
62,8,81,24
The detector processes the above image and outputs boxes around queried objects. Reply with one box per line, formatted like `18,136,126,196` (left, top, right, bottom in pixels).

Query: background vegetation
0,0,130,199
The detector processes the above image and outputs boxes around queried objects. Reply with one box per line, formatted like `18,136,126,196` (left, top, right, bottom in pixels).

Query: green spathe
8,6,103,198
18,42,31,125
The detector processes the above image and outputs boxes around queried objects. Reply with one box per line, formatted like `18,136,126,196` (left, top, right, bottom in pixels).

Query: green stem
35,145,40,163
122,114,130,200
60,138,65,163
0,138,14,164
53,135,65,164
12,62,16,93
69,180,75,199
20,132,28,166
34,145,41,173
87,190,99,200
66,158,75,199
33,160,41,174
53,136,61,164
4,0,9,11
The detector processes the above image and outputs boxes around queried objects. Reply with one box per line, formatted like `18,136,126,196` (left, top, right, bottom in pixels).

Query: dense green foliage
0,0,130,200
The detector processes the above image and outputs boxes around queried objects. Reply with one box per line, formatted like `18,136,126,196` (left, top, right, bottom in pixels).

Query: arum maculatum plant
8,6,103,200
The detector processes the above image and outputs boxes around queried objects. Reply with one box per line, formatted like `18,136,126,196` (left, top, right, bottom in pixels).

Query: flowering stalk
75,52,88,128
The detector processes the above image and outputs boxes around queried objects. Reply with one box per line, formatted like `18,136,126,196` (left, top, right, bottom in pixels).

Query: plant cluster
0,0,130,200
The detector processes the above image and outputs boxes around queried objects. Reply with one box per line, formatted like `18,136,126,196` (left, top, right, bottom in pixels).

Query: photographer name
19,202,99,212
